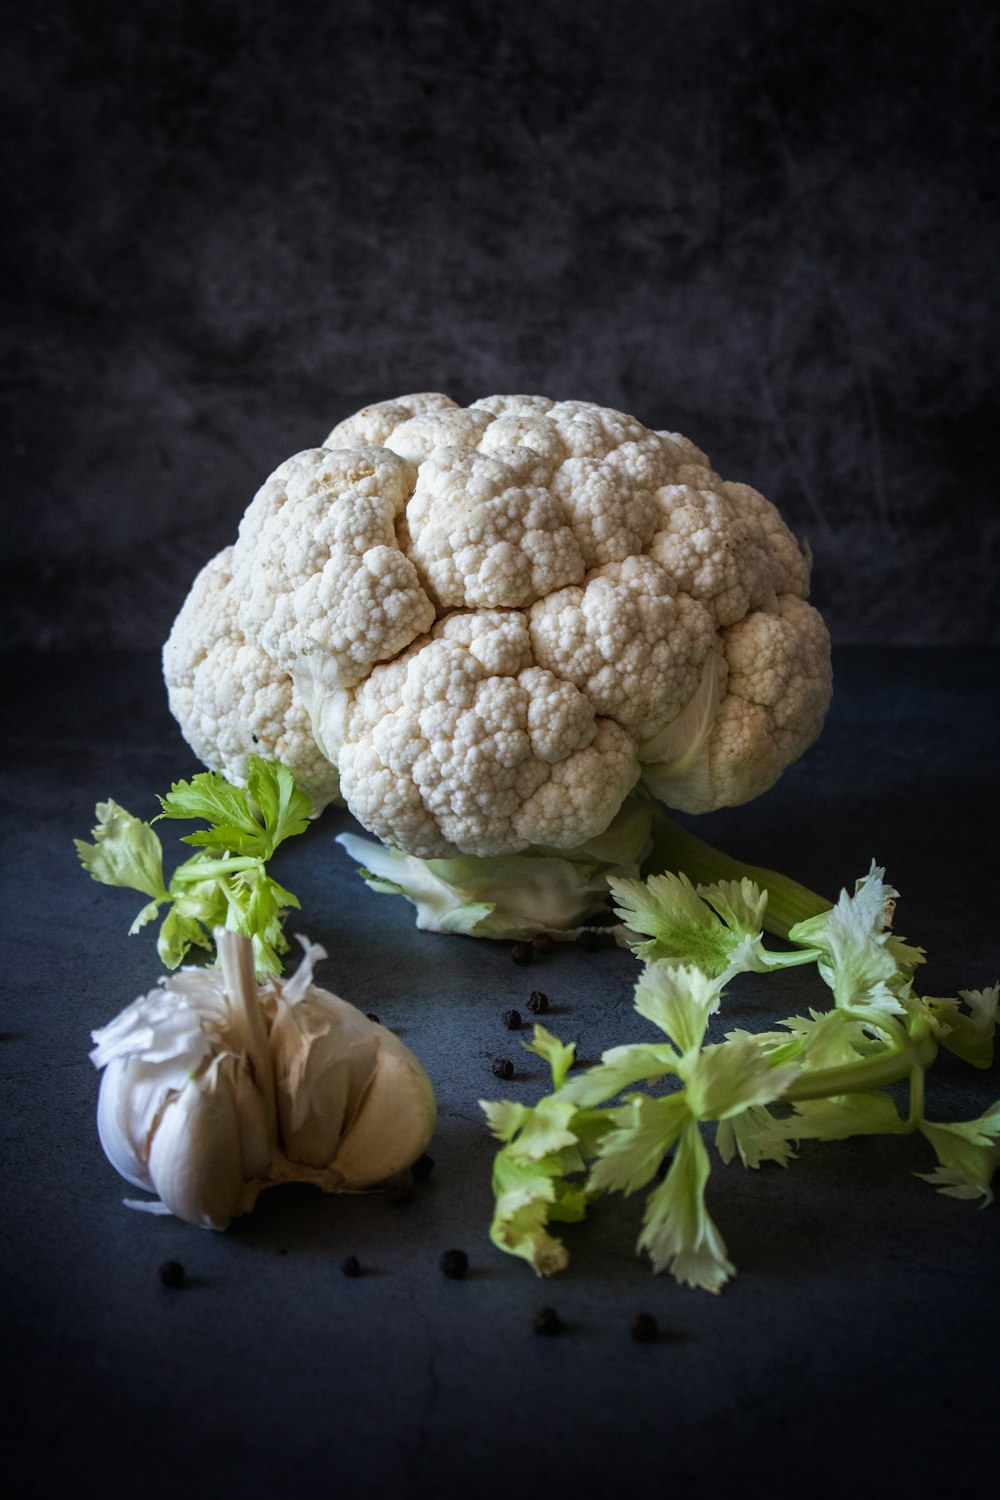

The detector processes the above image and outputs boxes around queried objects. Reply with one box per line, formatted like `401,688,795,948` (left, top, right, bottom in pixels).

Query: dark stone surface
1,646,998,1497
3,1,998,649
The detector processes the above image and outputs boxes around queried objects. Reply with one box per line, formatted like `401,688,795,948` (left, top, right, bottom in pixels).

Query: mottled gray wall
3,0,997,647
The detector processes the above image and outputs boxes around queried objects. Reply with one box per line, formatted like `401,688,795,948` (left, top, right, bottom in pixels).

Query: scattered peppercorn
439,1248,469,1280
527,990,549,1014
531,932,555,955
385,1175,415,1206
411,1153,435,1183
510,941,533,965
502,1008,522,1030
340,1254,362,1278
533,1306,562,1336
631,1312,659,1343
158,1260,186,1290
575,930,602,952
491,1056,515,1080
366,1012,380,1025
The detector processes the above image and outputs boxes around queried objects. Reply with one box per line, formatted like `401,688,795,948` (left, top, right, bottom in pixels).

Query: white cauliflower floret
647,483,790,628
384,407,494,466
165,393,832,859
704,593,833,808
723,481,812,597
231,447,435,686
529,555,716,741
338,611,638,858
162,548,342,811
404,446,585,610
323,392,458,449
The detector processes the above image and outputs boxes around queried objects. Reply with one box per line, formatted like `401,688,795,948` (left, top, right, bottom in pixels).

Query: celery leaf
637,1120,735,1293
75,801,169,905
917,1104,1000,1205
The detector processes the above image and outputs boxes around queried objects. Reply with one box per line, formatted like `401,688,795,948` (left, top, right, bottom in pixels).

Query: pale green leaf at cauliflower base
163,393,832,874
335,792,652,937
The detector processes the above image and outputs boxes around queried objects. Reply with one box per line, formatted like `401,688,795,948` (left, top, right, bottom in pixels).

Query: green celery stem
172,856,262,882
784,1032,938,1103
645,811,833,939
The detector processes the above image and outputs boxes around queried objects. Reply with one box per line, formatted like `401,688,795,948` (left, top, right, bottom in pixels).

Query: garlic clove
269,995,379,1168
91,973,225,1195
95,1056,156,1193
232,1052,274,1181
330,1028,437,1188
145,1054,249,1229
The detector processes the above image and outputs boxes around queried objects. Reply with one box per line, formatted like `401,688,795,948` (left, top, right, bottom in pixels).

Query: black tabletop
2,647,998,1499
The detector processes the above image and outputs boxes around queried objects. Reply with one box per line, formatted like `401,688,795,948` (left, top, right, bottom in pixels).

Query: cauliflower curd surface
164,393,832,858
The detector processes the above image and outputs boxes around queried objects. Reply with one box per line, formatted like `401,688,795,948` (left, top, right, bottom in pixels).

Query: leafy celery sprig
75,756,311,978
482,864,999,1293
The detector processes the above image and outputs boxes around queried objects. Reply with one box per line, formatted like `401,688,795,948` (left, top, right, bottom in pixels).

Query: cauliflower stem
337,790,834,942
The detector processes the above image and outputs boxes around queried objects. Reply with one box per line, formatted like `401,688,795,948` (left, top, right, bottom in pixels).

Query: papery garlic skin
90,932,275,1229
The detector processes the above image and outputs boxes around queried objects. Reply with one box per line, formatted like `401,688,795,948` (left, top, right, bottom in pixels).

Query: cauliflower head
164,393,831,855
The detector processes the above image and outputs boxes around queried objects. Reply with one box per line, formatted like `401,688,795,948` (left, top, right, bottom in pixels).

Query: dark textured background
3,0,998,649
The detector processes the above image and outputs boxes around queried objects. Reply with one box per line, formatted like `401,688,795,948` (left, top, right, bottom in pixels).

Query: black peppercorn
502,1008,522,1030
510,942,533,965
533,1306,562,1336
340,1254,362,1278
366,1012,381,1025
631,1312,659,1343
527,990,549,1014
491,1056,514,1080
439,1248,468,1280
158,1260,186,1290
531,932,555,955
411,1153,435,1183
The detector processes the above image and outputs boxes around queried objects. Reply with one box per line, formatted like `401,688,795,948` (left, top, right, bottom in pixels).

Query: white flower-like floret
723,481,811,597
163,548,342,810
647,483,795,628
529,555,716,741
338,610,639,858
165,392,833,859
404,446,586,610
385,406,494,466
231,446,435,686
322,391,458,449
703,594,833,810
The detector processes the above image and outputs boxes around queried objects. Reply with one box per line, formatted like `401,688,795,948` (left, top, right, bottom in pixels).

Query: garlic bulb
90,930,436,1228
